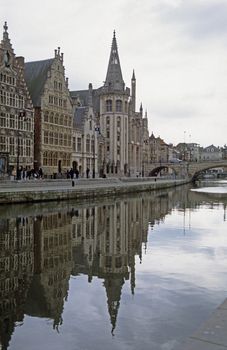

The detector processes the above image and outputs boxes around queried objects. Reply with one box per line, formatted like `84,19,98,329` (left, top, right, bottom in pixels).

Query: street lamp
16,110,27,180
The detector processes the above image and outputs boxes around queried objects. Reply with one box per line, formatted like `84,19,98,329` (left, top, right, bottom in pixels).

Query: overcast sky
2,0,227,147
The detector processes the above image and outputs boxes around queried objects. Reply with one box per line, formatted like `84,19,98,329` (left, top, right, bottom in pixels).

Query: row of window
0,90,24,108
72,135,95,153
43,214,71,231
0,72,16,86
0,136,32,156
43,131,71,147
54,80,63,91
105,116,128,129
44,111,72,126
106,99,128,113
0,112,33,131
49,95,67,108
43,151,71,167
106,129,121,141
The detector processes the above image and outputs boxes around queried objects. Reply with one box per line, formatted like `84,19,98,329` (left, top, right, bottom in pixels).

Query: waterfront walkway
0,177,188,204
183,298,227,349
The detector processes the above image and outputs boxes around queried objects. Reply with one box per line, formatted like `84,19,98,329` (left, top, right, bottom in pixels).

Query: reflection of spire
104,277,124,335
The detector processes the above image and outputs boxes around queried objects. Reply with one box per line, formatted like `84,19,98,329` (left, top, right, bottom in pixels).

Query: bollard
72,180,75,187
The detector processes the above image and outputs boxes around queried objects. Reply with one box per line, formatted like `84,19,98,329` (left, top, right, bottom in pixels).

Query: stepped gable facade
24,48,73,176
0,22,34,176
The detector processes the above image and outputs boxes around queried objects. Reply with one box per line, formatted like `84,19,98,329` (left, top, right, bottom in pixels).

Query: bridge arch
191,163,227,181
149,165,177,177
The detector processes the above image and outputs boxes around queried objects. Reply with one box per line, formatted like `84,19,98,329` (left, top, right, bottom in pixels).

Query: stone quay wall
0,178,190,204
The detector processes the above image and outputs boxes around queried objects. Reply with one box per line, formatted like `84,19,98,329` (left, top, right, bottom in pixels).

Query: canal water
0,181,227,350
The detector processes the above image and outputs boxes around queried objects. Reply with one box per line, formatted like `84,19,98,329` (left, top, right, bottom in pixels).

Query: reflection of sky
8,205,227,350
138,208,227,291
192,186,227,193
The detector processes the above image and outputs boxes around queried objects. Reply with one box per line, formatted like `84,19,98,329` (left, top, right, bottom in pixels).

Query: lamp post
16,110,26,180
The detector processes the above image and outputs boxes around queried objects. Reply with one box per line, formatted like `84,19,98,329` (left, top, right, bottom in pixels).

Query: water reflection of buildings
25,211,73,330
0,186,195,347
71,196,170,333
0,216,34,350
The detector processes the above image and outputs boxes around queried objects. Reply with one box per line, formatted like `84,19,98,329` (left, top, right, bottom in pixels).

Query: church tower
99,31,130,176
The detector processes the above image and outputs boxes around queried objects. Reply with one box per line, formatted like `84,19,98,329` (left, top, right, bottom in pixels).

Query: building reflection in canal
0,216,34,349
0,185,227,349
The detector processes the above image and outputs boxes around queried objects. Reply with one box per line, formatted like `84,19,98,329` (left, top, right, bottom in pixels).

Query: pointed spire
140,103,143,116
88,83,93,107
131,69,136,113
132,69,135,81
104,31,125,92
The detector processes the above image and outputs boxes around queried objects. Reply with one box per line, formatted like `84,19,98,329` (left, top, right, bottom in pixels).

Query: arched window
116,99,122,112
124,101,128,113
44,111,49,123
49,113,54,124
86,135,90,153
106,99,112,112
53,152,58,166
43,152,48,166
91,135,95,153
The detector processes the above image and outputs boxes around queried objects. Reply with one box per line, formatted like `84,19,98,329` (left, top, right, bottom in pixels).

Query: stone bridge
147,160,227,180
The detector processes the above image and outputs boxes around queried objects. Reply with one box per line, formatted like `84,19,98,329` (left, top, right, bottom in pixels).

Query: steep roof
24,59,54,106
104,31,125,92
73,106,87,129
70,87,101,114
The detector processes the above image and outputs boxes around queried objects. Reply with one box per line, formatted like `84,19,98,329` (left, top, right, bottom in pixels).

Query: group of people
12,167,43,180
67,167,91,179
66,168,80,179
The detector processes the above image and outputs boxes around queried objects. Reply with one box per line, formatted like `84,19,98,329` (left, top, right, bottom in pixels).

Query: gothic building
70,83,98,178
24,48,73,176
98,31,130,176
71,31,150,178
0,22,34,177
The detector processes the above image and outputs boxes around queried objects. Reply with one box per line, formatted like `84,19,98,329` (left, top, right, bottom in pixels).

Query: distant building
149,134,169,163
0,22,34,177
175,142,200,162
221,145,227,160
200,144,222,161
24,48,73,176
